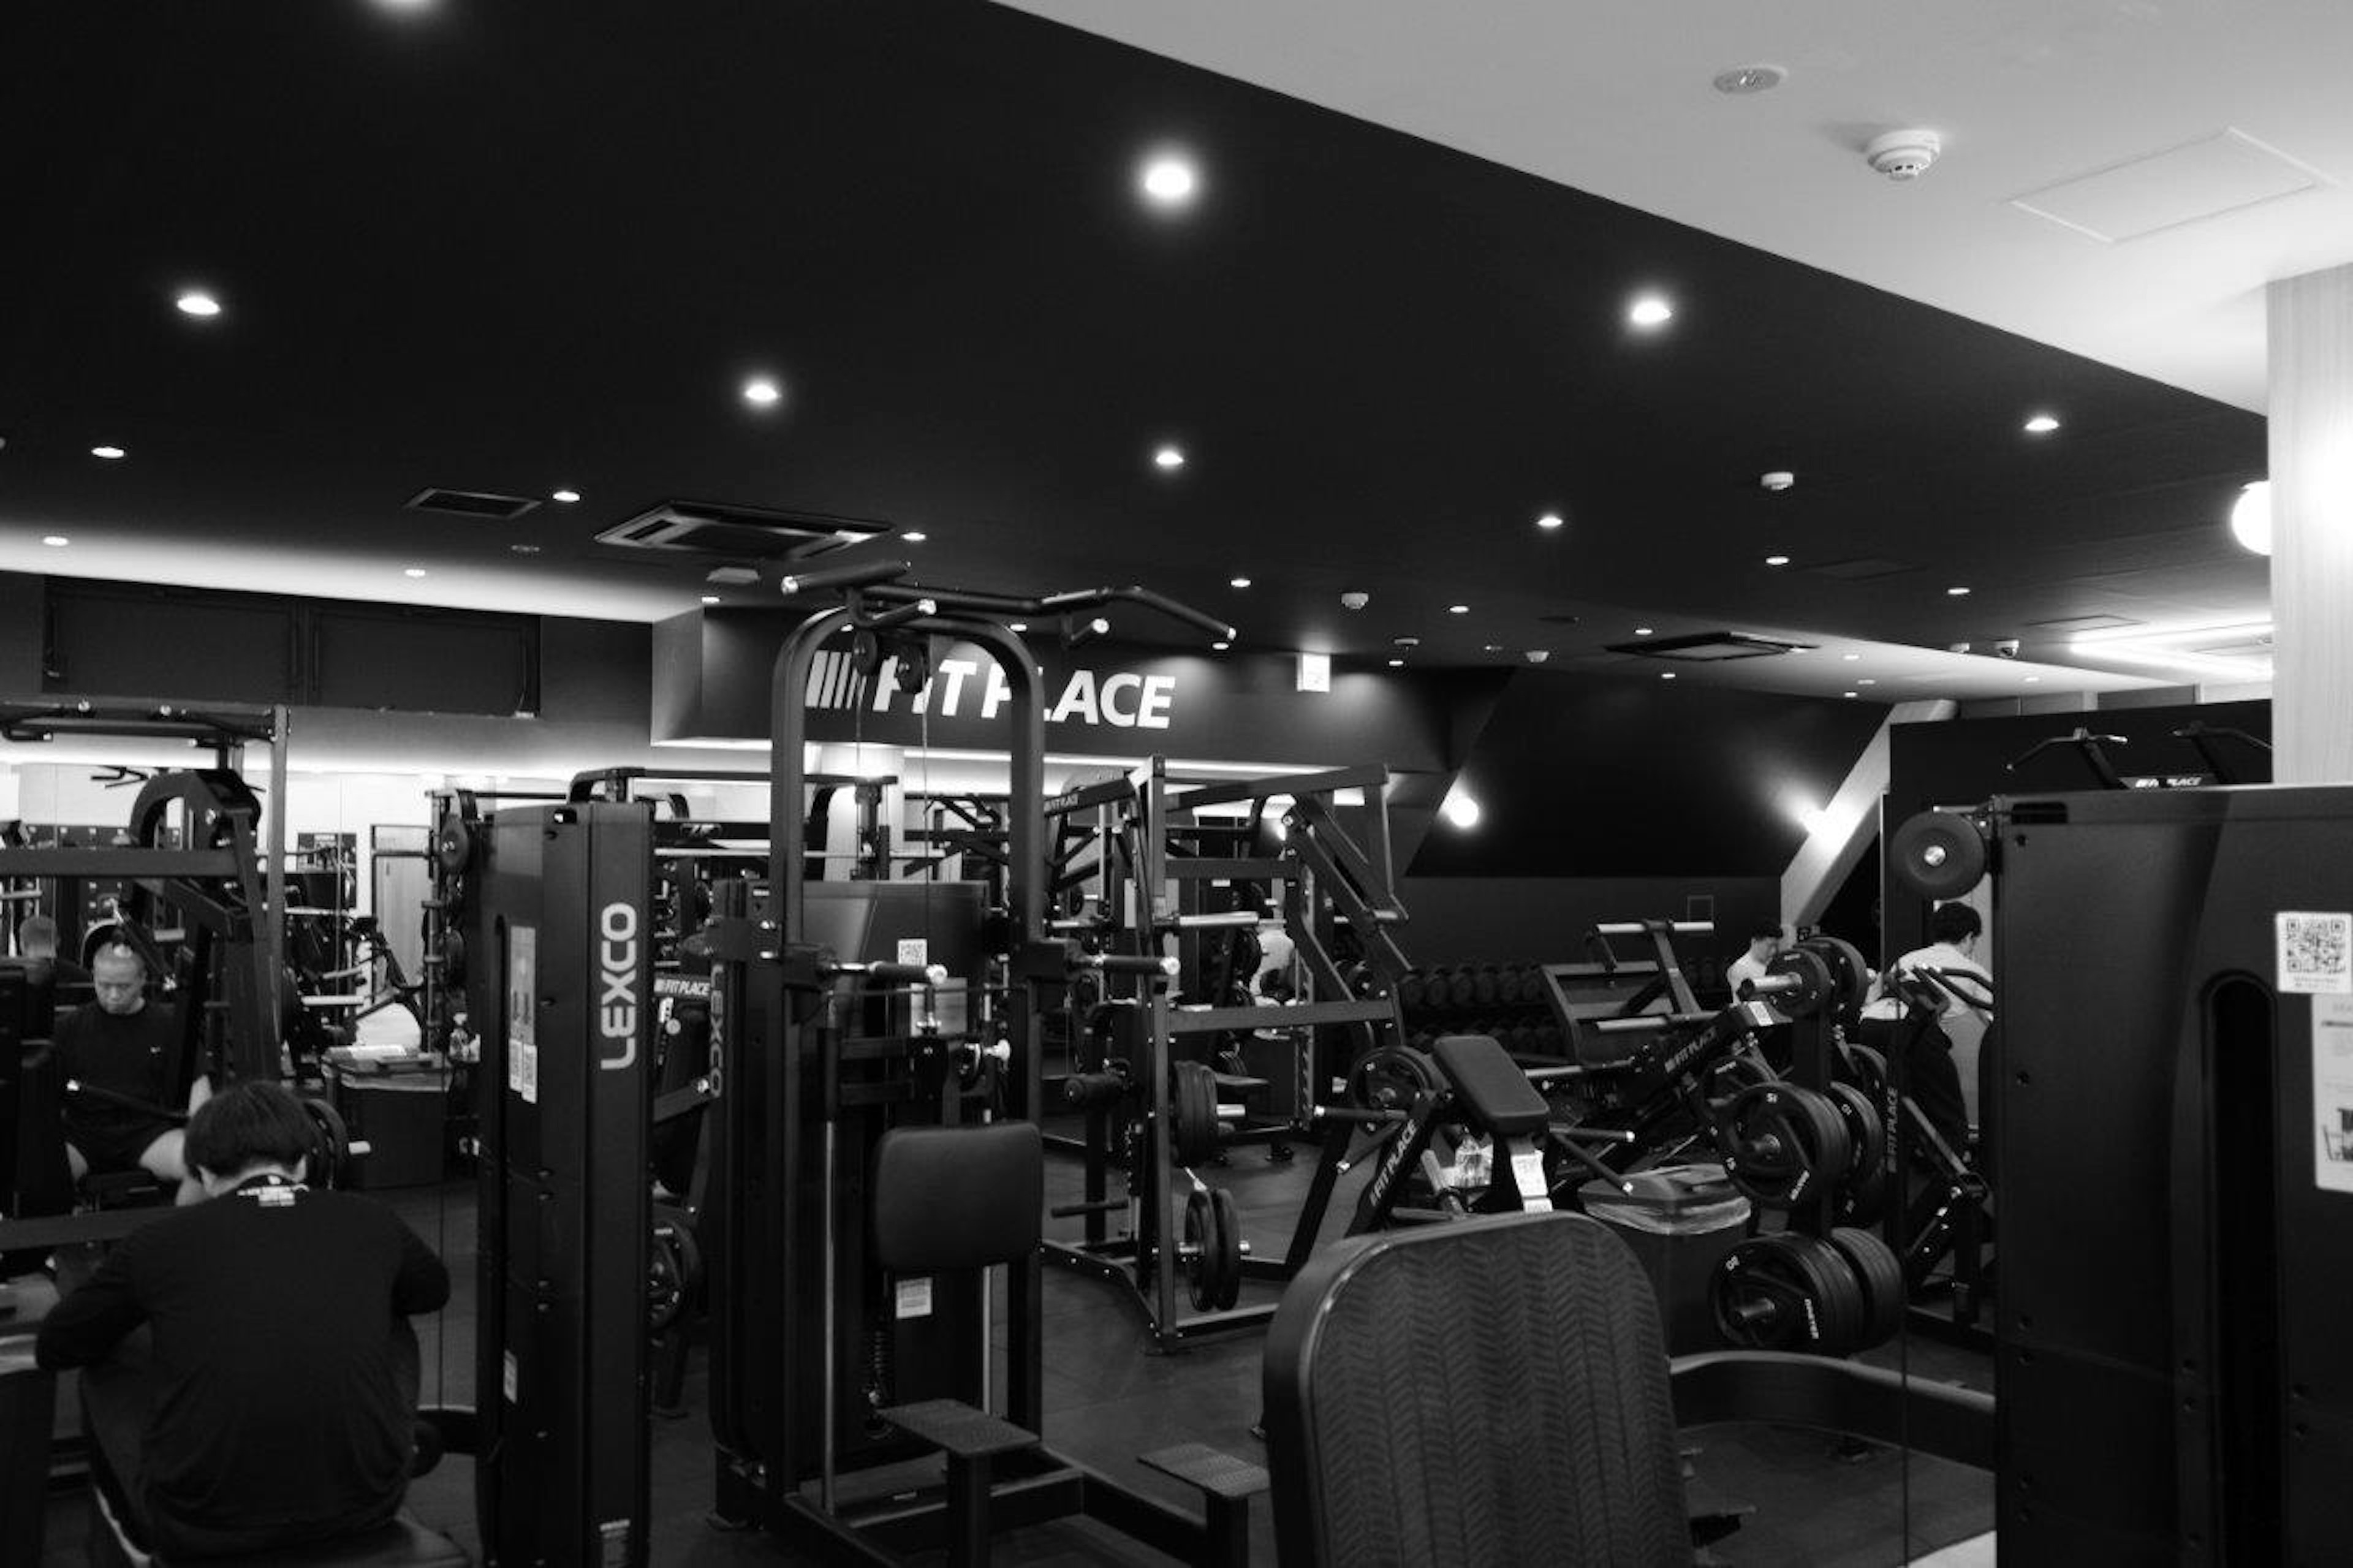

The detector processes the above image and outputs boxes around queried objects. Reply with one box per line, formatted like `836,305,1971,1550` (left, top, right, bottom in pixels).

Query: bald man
56,945,201,1194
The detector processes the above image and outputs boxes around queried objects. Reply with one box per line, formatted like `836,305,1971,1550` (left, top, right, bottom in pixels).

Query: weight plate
1836,1167,1889,1229
1209,1187,1244,1311
1183,1188,1219,1312
648,1228,687,1332
1780,1233,1868,1356
1841,1044,1889,1099
433,814,473,874
440,928,467,989
1889,810,1989,901
1397,971,1428,1012
1828,1225,1906,1349
1826,1081,1886,1188
1759,948,1833,1018
1711,1236,1816,1351
1798,936,1873,1024
300,1096,354,1187
1444,969,1480,1009
1346,1045,1441,1114
1173,1060,1219,1166
1720,1082,1849,1208
1471,967,1499,1007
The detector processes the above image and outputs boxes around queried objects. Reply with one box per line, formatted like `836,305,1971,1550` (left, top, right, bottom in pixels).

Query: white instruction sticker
2276,911,2353,995
502,1351,518,1403
895,1276,934,1320
507,925,538,1097
2314,996,2353,1195
896,938,928,968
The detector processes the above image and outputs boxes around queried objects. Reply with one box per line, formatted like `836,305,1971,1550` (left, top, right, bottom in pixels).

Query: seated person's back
36,1078,452,1559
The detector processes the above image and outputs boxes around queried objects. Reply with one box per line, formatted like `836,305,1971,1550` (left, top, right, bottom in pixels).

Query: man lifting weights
55,943,206,1200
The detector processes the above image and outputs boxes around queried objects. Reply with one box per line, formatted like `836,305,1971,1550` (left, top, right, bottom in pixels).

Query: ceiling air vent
1602,631,1813,661
406,487,542,521
595,500,890,563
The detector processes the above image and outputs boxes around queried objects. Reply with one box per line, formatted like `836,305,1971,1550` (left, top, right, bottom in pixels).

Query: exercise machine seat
871,1121,1042,1273
1262,1211,1687,1568
1430,1034,1551,1137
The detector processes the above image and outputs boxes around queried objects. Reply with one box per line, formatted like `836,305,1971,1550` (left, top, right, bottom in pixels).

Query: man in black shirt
56,943,196,1196
36,1079,452,1558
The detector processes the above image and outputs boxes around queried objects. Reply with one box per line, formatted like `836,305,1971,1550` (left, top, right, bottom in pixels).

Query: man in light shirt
1860,903,1991,1154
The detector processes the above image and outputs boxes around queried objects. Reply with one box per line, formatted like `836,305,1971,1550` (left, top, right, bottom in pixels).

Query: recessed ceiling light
1230,576,1251,589
741,376,783,407
1765,554,1790,567
1857,678,1877,686
41,535,69,547
1843,691,1859,699
510,543,542,555
1660,671,1678,680
1010,621,1029,633
1212,640,1230,651
1634,626,1654,636
1537,512,1564,531
700,594,720,605
1447,604,1470,615
903,531,928,543
1153,445,1186,471
551,488,580,504
1947,586,1971,596
2230,480,2272,555
2023,413,2061,434
91,445,126,460
1841,653,1861,661
1139,153,1199,208
1628,295,1673,328
174,290,221,318
2023,676,2042,684
404,567,428,578
1386,657,1404,668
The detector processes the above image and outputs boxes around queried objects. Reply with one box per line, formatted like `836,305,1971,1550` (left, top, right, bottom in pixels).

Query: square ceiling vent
1602,631,1813,661
594,501,891,562
2009,129,2331,244
407,487,541,520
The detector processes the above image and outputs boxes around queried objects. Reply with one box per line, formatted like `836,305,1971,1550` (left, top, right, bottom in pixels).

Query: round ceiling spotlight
1230,576,1251,589
1441,788,1482,830
700,594,721,605
510,543,542,555
2023,413,2061,434
41,534,69,547
741,376,783,407
403,567,429,578
175,290,222,318
1139,152,1199,209
1386,657,1405,668
1765,554,1790,567
903,531,928,543
1760,471,1795,491
1947,585,1971,597
91,445,127,460
1153,445,1186,471
1713,63,1787,95
1634,626,1654,637
2230,480,2272,555
1863,128,1942,181
1447,604,1470,615
1536,511,1565,531
1627,295,1673,329
1340,590,1370,610
551,488,581,504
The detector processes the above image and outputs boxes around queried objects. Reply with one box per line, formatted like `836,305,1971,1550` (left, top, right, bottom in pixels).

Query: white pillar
2267,264,2353,784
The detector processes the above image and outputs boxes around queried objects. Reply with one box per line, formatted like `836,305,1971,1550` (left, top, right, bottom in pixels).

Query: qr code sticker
2277,912,2353,995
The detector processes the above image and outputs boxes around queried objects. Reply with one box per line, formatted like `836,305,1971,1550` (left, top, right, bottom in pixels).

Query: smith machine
686,560,1270,1564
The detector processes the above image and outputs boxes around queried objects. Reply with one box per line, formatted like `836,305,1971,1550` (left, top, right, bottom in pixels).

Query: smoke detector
1864,129,1942,181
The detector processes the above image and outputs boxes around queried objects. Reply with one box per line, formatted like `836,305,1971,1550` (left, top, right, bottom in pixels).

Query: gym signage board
654,608,1485,773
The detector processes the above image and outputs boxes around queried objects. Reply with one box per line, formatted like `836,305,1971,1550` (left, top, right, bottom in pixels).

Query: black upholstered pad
871,1121,1042,1273
1263,1212,1686,1568
880,1398,1038,1459
1431,1034,1552,1136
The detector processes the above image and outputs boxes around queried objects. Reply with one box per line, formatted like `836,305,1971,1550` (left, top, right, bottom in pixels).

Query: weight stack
1994,787,2353,1566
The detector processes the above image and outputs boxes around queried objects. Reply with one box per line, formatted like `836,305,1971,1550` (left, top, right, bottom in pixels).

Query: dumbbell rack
1039,758,1416,1347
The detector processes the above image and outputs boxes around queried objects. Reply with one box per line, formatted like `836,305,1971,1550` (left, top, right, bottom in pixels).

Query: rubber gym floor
36,1136,1995,1566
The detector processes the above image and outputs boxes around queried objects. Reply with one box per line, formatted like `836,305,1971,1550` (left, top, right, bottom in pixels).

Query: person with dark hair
1860,901,1993,1155
1724,920,1785,1004
55,942,202,1196
34,1079,451,1559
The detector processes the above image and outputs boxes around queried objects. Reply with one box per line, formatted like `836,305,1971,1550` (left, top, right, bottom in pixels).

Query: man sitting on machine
36,1079,452,1559
1859,902,1991,1157
55,943,204,1203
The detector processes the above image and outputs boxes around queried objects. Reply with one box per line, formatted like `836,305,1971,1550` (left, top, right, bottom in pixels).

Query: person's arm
392,1221,452,1316
34,1241,148,1369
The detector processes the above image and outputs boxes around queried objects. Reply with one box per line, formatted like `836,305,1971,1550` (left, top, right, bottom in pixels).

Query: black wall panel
43,583,295,702
313,605,537,715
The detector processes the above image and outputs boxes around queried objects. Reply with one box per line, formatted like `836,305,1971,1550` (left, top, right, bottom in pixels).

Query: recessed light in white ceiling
404,567,428,578
1628,295,1673,328
700,594,720,605
1842,653,1861,661
1660,671,1678,680
903,531,928,543
1212,640,1230,651
510,543,542,555
1140,153,1199,208
1536,512,1564,531
1712,63,1787,95
1947,586,1971,596
91,445,126,460
1858,678,1877,686
551,488,581,504
741,376,783,407
2024,676,2042,684
41,535,69,547
1447,604,1469,615
175,290,221,318
1634,626,1654,636
1765,554,1790,566
1844,690,1859,699
1153,445,1186,471
2023,413,2060,434
1230,576,1251,589
1386,657,1404,667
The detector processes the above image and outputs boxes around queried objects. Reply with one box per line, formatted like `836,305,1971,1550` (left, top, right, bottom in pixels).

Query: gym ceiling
5,1,2338,704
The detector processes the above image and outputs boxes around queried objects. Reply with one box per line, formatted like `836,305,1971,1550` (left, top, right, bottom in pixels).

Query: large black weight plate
647,1227,687,1333
1711,1236,1817,1350
1173,1060,1219,1166
1396,971,1428,1012
1825,1081,1886,1187
1346,1045,1441,1114
439,928,467,989
1182,1188,1219,1312
1828,1225,1906,1349
1798,936,1873,1023
1720,1082,1852,1208
1758,947,1833,1018
1889,810,1989,901
301,1096,353,1187
1208,1187,1244,1311
1780,1233,1868,1355
433,814,473,873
